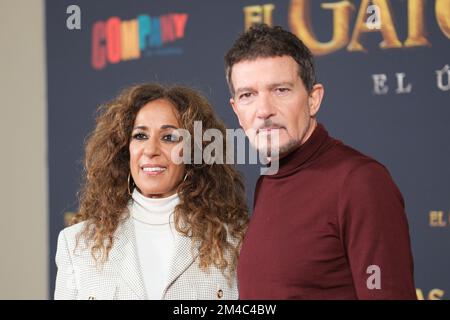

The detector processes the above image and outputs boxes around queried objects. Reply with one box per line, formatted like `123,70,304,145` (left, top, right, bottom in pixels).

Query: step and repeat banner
46,0,450,299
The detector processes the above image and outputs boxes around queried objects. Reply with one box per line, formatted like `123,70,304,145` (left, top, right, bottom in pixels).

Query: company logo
91,13,189,70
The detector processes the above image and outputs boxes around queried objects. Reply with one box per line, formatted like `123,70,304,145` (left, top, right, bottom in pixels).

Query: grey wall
0,0,47,299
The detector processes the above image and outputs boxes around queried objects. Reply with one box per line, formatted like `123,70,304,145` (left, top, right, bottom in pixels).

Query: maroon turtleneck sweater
237,123,416,299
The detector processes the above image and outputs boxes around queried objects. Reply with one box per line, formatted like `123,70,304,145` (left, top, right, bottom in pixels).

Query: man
225,24,416,299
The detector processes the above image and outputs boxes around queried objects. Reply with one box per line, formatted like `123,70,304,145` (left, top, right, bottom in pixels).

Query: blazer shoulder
62,220,86,235
57,221,88,254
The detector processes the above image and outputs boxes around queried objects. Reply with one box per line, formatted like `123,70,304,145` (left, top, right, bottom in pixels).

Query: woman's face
129,99,185,198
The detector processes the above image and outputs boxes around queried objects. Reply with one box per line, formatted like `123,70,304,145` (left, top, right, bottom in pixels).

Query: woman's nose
142,136,161,157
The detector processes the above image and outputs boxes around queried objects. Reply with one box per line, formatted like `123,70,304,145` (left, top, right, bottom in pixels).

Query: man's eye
132,133,147,140
276,87,290,93
239,92,253,100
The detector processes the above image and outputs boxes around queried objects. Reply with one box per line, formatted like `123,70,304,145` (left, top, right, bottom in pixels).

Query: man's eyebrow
235,82,294,96
268,82,294,89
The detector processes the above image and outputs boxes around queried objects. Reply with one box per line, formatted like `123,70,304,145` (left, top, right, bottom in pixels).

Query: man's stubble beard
260,134,301,159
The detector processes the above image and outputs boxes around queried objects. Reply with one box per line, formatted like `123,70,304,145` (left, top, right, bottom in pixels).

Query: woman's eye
163,134,180,142
132,133,147,140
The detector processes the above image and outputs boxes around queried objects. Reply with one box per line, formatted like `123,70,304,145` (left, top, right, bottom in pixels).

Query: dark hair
224,24,316,95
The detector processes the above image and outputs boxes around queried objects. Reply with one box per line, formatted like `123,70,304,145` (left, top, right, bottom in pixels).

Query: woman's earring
128,172,134,196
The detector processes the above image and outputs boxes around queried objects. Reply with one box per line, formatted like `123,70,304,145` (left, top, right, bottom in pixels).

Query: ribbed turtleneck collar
131,189,180,225
267,123,334,178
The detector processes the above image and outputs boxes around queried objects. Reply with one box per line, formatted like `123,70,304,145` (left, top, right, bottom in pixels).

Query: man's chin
279,141,301,156
257,140,300,159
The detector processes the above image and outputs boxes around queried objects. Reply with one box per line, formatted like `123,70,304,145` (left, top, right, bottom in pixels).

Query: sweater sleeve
338,161,416,299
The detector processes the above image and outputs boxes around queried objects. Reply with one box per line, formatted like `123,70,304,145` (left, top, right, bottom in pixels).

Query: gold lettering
64,211,76,227
244,4,275,31
429,210,447,227
262,4,275,26
436,0,450,39
404,0,430,47
348,0,402,52
429,289,445,300
415,288,424,300
289,0,354,56
121,20,140,61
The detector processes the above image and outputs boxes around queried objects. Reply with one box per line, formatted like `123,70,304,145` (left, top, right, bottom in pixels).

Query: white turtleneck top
130,189,180,300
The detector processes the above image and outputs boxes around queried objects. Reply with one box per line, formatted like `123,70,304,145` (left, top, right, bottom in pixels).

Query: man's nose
256,93,276,119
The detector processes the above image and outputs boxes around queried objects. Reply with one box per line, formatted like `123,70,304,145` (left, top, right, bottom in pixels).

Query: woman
54,84,248,300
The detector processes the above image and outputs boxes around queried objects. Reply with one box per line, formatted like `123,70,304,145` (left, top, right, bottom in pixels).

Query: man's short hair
224,24,317,96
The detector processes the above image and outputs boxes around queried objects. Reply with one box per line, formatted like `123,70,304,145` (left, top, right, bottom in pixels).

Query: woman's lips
141,165,167,175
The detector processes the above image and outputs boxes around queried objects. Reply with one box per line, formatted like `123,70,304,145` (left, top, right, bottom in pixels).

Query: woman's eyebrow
132,125,148,131
133,124,179,131
160,124,179,130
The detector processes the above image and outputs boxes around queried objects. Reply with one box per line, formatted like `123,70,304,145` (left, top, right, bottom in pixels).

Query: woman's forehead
134,99,180,127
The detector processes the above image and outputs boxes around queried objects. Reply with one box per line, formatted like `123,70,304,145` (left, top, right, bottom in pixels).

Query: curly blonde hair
73,83,248,279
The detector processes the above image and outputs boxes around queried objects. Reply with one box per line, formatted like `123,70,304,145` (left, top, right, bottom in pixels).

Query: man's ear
308,84,324,117
230,97,242,127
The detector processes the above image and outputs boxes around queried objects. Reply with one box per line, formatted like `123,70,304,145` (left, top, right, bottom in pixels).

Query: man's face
230,55,323,157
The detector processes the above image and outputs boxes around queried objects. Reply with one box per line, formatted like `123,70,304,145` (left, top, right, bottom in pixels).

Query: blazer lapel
109,217,147,299
164,233,199,294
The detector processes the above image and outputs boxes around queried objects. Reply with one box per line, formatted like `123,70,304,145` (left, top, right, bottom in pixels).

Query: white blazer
54,217,238,300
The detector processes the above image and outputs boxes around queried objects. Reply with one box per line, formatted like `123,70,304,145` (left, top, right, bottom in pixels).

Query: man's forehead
232,56,298,78
233,55,297,69
233,71,298,91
